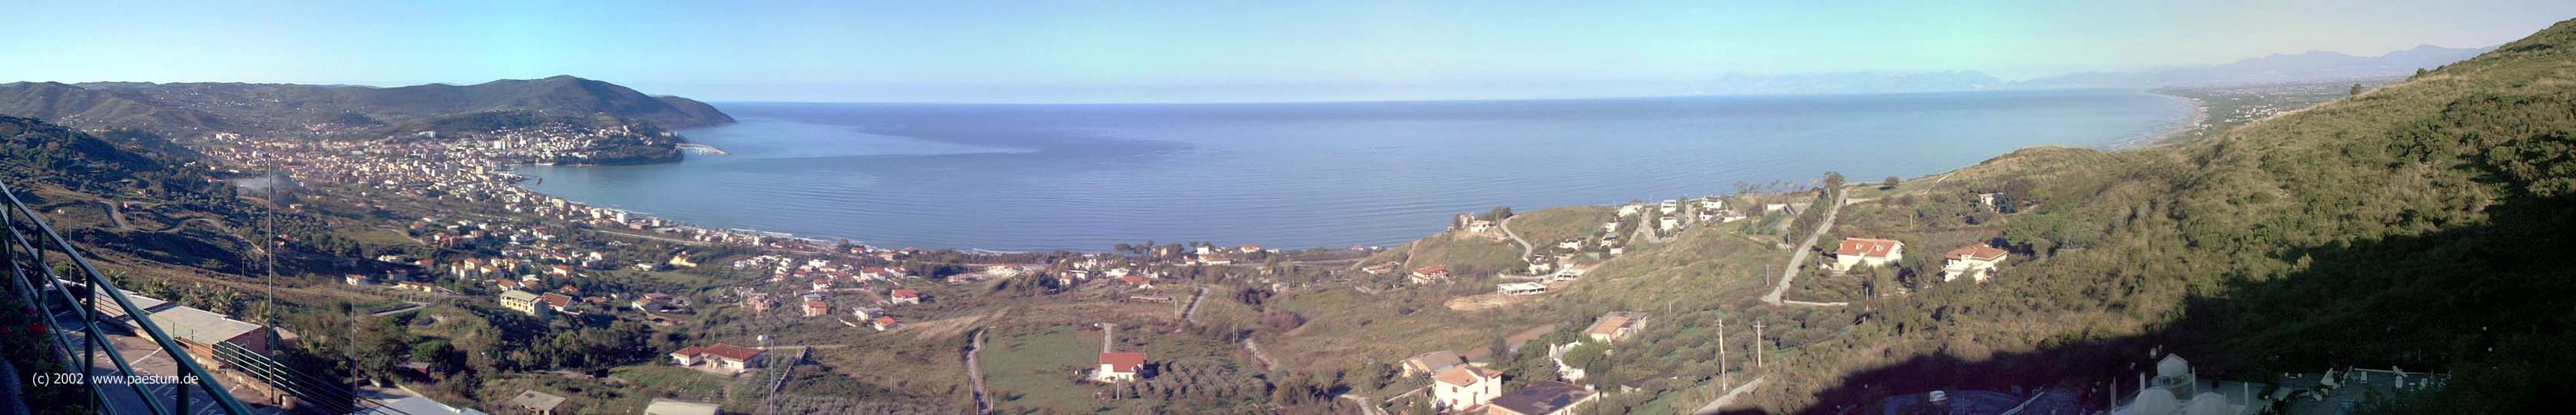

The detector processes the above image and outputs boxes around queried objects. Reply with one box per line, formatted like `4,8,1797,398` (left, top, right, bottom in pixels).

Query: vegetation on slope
1731,18,2576,413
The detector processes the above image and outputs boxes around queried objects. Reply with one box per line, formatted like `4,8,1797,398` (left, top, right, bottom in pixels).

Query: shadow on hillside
1730,168,2576,414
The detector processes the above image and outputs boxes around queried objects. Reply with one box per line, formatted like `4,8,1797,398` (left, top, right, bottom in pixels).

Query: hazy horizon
3,0,2568,102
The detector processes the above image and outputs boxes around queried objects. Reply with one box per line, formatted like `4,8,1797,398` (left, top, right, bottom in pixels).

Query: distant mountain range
1683,45,2494,95
0,75,732,138
2016,45,2495,88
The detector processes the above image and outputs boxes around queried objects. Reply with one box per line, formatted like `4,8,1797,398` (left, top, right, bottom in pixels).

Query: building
871,316,900,331
670,344,764,374
665,252,700,269
1583,311,1649,343
506,390,571,415
745,293,777,314
1832,237,1905,271
1940,244,2009,283
1410,265,1452,284
801,300,830,317
539,292,576,314
1497,281,1548,296
117,302,277,370
1489,381,1599,415
889,289,922,304
1403,350,1470,377
642,399,720,415
1432,365,1506,412
1096,352,1146,382
499,290,548,318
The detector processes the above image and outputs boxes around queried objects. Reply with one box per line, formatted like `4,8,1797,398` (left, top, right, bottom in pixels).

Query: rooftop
507,390,568,411
1490,380,1594,415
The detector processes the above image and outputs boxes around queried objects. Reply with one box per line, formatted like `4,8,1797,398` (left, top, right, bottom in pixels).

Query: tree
2350,83,2365,96
1822,171,1846,191
1488,206,1514,221
1881,176,1900,189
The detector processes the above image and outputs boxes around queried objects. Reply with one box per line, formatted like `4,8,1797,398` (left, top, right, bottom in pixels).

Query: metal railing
2,181,256,415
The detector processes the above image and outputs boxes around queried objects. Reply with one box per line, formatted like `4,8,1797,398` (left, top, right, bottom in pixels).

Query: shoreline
509,95,2203,254
2117,91,2210,149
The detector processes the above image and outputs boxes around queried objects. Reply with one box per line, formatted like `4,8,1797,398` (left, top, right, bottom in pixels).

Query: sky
2,0,2570,102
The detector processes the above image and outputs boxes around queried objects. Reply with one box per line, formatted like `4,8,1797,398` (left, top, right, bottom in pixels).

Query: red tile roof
1944,244,2008,261
540,293,574,307
699,344,763,361
1099,352,1146,373
890,289,920,299
1833,237,1902,257
1414,265,1448,274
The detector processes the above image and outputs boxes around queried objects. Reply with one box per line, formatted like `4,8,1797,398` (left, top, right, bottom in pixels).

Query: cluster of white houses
1396,311,1651,415
1831,237,2013,284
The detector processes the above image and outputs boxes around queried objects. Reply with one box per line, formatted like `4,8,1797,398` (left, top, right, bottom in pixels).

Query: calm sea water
516,90,2190,251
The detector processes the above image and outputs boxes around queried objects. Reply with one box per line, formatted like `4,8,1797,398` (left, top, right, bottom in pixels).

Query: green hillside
0,75,732,138
1729,18,2576,413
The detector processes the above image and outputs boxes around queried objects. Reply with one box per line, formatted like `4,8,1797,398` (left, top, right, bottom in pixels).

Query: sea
514,89,2192,251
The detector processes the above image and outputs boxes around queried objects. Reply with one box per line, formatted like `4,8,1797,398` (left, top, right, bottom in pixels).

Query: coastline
510,94,2198,253
2107,91,2209,150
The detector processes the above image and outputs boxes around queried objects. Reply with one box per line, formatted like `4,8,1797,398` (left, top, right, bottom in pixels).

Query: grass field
981,326,1124,414
608,363,733,400
1505,206,1616,248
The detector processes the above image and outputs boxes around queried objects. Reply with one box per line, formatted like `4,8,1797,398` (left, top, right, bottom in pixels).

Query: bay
516,90,2191,251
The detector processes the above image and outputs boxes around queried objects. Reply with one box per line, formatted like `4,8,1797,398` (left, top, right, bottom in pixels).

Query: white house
1583,311,1649,343
1096,352,1145,383
670,344,764,374
1432,365,1505,412
1940,244,2009,283
1497,282,1548,296
1831,237,1905,272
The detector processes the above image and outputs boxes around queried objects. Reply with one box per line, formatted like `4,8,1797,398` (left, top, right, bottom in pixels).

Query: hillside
1238,18,2576,415
0,75,732,137
1724,18,2576,413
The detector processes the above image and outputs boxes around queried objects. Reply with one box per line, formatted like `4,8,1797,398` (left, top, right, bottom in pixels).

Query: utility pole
1717,318,1728,387
1752,320,1765,373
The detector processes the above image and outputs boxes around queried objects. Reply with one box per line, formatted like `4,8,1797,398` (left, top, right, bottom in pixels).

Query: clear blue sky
2,0,2568,102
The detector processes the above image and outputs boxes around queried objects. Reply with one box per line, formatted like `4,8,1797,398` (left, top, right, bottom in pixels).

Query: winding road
1760,190,1847,306
964,328,991,415
1499,214,1535,258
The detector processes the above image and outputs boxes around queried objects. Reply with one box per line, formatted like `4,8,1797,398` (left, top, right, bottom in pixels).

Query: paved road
107,201,134,231
1691,375,1769,415
1499,214,1535,258
367,301,428,317
1244,339,1276,372
1761,191,1846,305
963,328,991,415
1180,287,1210,324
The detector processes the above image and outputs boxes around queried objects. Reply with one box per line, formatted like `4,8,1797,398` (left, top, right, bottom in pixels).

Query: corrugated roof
144,306,264,346
508,390,567,410
642,399,720,415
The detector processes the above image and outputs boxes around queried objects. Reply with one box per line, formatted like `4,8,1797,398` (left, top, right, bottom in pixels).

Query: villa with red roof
1940,244,2010,283
1831,237,1905,272
670,344,764,374
1411,265,1452,284
1096,352,1146,383
889,288,922,304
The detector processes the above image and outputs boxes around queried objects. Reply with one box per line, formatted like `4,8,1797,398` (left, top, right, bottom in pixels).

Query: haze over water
516,90,2190,251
